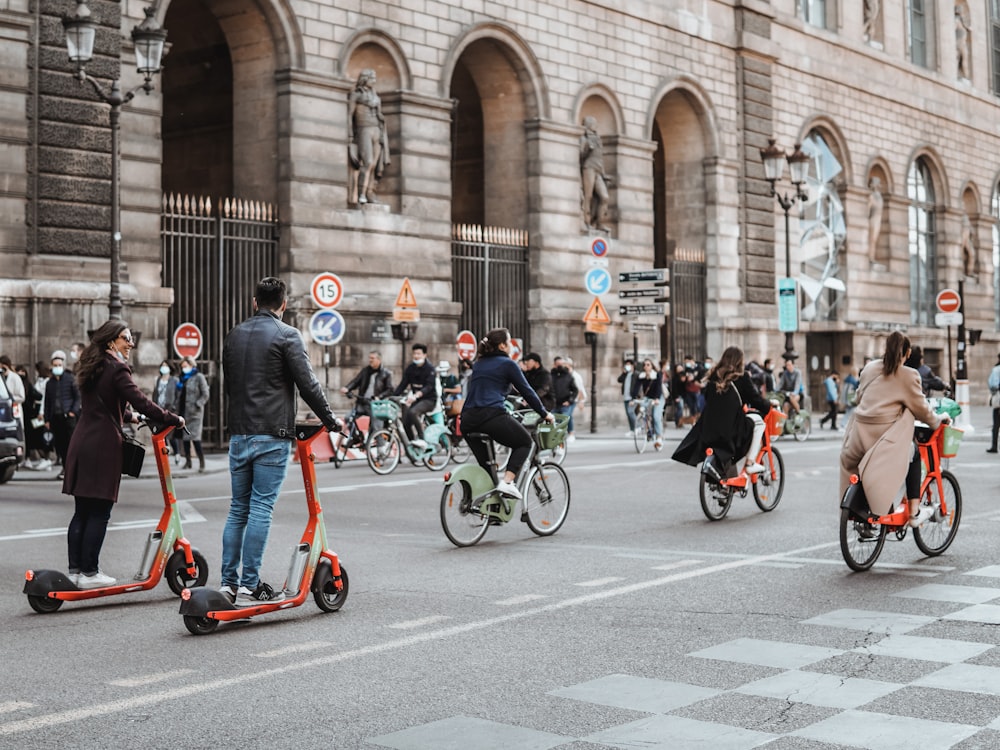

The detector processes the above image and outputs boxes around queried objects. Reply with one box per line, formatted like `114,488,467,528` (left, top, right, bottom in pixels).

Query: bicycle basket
940,424,963,458
535,414,569,451
370,399,400,420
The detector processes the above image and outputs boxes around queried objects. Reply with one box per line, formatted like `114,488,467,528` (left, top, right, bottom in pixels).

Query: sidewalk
13,452,230,483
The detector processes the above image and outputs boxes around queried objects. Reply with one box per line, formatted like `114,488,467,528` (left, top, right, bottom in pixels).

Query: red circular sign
173,323,203,360
936,289,961,314
510,337,523,362
311,273,344,309
456,330,477,361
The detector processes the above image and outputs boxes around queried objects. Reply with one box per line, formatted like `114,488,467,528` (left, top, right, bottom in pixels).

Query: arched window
907,159,937,325
992,183,1000,329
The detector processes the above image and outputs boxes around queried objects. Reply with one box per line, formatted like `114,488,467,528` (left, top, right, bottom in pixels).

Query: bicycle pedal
520,512,529,523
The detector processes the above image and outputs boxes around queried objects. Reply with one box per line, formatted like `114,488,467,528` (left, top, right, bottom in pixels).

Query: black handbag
97,393,145,478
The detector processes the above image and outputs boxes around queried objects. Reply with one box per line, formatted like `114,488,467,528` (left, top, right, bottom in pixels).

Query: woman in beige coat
840,332,948,526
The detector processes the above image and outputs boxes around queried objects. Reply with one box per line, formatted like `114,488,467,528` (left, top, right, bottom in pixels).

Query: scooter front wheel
27,594,63,614
184,614,219,635
165,549,209,595
313,564,349,612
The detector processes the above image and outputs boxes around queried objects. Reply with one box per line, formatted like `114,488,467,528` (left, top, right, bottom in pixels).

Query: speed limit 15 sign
311,273,344,309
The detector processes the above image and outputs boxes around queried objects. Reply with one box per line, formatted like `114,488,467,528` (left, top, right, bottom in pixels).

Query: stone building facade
2,0,1000,436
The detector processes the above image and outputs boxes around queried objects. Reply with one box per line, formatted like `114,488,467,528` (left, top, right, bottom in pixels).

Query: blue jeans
639,398,663,438
556,403,576,433
221,435,292,590
623,399,636,431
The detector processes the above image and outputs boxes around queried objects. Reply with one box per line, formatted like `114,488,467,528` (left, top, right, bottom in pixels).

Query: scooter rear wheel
313,564,349,612
165,549,209,595
184,615,219,635
27,594,63,613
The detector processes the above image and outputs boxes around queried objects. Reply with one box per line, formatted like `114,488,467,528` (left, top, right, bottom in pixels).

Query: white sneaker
654,438,663,451
567,434,576,443
37,458,52,471
77,571,116,588
625,430,634,437
67,572,80,587
909,506,934,527
745,462,766,475
495,480,522,500
410,438,428,450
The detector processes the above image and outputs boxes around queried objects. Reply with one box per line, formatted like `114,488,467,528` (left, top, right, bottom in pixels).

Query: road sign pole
584,331,598,434
955,279,973,431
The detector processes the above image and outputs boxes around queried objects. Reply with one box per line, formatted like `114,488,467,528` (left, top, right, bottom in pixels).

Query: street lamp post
63,1,167,320
760,138,810,360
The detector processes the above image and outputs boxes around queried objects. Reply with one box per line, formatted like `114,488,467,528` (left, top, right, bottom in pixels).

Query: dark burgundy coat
62,353,182,502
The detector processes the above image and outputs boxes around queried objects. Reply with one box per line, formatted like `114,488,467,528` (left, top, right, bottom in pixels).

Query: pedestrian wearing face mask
618,359,637,435
152,360,181,461
44,351,81,480
393,343,438,448
176,355,210,472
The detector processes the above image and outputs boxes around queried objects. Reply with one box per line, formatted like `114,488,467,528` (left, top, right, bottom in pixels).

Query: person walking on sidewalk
988,353,1000,454
819,370,840,430
220,277,341,606
176,356,209,472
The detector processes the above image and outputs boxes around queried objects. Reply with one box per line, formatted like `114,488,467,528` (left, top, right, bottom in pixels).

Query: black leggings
905,444,922,500
67,496,115,575
462,407,533,479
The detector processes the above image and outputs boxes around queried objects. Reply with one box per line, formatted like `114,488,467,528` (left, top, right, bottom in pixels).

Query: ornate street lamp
63,2,167,320
760,138,809,359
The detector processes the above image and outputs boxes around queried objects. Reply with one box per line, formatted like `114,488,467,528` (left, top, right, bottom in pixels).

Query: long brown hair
708,346,744,392
883,331,911,376
75,319,129,392
477,328,510,358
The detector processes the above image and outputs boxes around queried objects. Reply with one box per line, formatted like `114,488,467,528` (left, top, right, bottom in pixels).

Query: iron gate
669,247,707,364
161,193,279,447
451,224,529,340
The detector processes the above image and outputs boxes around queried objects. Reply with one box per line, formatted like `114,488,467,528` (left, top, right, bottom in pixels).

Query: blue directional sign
777,277,798,333
309,309,345,346
585,267,612,296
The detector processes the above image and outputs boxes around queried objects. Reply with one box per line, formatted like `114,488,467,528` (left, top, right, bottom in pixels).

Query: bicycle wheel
913,470,962,556
450,434,471,464
440,480,490,547
752,447,785,512
793,414,811,442
330,424,353,468
698,463,734,521
839,507,887,571
523,463,571,536
425,432,451,472
366,428,400,475
633,412,649,454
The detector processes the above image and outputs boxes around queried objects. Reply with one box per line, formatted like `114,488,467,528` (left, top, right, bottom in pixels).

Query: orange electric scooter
23,422,208,612
178,423,348,634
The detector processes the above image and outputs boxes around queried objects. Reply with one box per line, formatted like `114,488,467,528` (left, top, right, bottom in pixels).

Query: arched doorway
651,88,710,365
448,35,536,339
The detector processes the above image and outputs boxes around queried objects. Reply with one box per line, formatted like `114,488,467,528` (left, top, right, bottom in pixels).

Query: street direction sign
583,296,611,325
936,289,961,314
619,269,667,284
935,311,963,326
585,267,612,296
778,277,798,333
309,309,345,346
370,320,392,342
619,288,660,299
619,304,665,316
626,321,659,332
456,330,477,360
173,323,203,359
311,272,344,309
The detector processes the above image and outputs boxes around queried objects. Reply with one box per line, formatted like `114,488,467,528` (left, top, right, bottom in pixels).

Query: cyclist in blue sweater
462,328,554,499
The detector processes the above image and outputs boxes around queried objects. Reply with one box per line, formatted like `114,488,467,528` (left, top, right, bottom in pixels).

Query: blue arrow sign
309,309,345,346
585,267,612,296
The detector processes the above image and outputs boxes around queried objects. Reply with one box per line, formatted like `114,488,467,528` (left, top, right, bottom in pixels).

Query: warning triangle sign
395,278,418,308
582,296,611,325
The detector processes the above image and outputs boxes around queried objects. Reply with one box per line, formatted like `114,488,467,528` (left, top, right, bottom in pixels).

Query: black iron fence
669,247,707,364
161,193,279,446
451,224,529,340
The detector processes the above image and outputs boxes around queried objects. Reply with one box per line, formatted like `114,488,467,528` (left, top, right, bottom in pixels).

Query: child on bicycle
839,331,948,526
461,328,554,499
671,346,771,475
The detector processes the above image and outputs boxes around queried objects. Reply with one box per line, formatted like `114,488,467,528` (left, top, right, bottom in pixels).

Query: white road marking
3,503,207,543
254,642,332,659
650,560,701,571
0,539,844,736
495,594,547,606
0,703,33,715
575,577,624,587
108,669,196,688
388,615,451,630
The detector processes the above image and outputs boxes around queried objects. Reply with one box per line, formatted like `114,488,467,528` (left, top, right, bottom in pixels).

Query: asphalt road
2,424,1000,750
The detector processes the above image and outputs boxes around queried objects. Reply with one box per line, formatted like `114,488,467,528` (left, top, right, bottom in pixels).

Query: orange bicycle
840,418,963,572
698,408,784,521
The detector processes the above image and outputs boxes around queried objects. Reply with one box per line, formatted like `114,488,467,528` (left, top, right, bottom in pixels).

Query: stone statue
579,116,611,233
956,2,972,79
863,0,880,41
960,213,979,276
866,176,883,264
348,69,390,205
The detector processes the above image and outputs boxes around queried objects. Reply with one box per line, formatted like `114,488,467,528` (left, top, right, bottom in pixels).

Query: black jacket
223,309,337,436
551,367,578,406
44,373,81,421
394,361,437,404
524,367,555,411
344,365,393,400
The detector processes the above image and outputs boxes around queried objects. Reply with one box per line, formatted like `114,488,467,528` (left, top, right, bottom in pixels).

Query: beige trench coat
839,361,942,514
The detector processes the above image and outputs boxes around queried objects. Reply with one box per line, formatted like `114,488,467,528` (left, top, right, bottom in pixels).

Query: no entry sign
456,330,477,361
935,289,961,314
173,323,203,360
